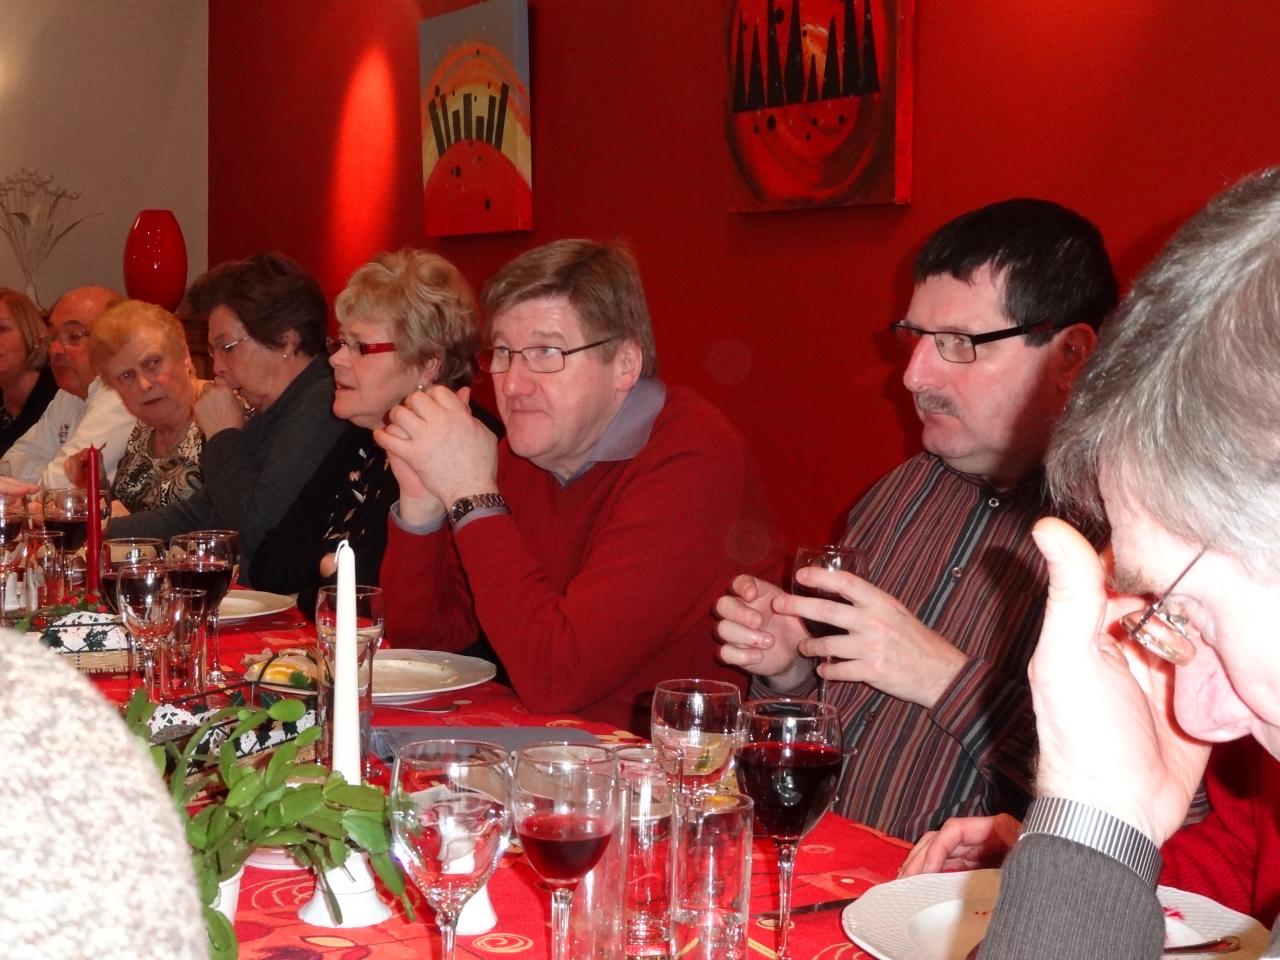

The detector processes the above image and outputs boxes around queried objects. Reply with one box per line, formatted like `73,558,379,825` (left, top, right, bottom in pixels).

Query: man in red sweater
374,240,773,733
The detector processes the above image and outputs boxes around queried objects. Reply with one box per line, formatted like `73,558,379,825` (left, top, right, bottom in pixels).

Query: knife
755,895,860,920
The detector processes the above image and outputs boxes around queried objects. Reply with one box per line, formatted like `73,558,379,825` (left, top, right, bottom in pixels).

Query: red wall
209,1,1280,549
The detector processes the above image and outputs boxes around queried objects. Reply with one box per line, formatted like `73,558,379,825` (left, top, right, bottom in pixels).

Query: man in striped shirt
717,199,1116,841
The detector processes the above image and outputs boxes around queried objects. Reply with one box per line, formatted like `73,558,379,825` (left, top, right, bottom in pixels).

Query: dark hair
482,239,658,377
915,198,1118,345
188,252,326,357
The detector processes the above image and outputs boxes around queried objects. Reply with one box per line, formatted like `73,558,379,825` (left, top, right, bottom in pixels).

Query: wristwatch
1020,796,1162,886
447,492,509,528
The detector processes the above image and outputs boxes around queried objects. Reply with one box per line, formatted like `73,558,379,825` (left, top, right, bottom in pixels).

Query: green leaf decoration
326,783,385,812
267,698,305,723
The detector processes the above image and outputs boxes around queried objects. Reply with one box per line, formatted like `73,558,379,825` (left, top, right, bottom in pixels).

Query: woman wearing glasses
108,252,346,573
250,249,499,616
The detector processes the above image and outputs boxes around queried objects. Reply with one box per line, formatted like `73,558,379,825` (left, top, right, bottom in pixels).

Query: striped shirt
761,453,1105,841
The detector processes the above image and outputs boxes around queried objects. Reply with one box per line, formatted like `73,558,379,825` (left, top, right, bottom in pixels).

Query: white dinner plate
219,590,297,623
373,649,496,705
842,869,1270,960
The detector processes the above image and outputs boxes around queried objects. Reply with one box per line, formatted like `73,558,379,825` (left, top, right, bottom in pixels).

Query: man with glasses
0,286,135,486
375,239,773,733
717,199,1117,841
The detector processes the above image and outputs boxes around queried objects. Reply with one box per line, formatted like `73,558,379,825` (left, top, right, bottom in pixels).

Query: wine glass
736,698,842,960
792,544,866,702
513,743,618,960
116,562,183,702
43,487,105,596
0,493,28,625
391,740,511,960
650,678,741,796
100,538,165,614
169,530,240,684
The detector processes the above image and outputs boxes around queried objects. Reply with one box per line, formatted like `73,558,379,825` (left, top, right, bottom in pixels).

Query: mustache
914,392,958,417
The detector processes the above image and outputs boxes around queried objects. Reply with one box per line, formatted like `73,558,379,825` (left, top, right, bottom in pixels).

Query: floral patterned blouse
112,421,204,513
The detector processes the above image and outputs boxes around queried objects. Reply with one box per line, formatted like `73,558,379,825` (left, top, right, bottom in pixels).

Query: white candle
332,540,360,782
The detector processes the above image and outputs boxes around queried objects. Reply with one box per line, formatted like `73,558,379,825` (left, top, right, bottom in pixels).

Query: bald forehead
50,287,119,328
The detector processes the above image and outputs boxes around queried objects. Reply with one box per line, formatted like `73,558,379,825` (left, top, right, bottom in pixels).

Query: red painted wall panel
209,0,1280,548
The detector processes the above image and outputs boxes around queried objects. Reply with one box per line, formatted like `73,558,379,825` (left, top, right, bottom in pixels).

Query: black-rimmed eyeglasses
1117,545,1209,666
477,337,614,374
892,320,1051,364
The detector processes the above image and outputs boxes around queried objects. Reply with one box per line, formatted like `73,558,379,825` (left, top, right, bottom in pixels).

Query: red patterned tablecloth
103,612,913,958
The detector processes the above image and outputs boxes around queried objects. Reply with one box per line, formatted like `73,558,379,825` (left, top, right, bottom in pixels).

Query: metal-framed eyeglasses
477,337,614,374
892,320,1051,364
324,336,396,357
210,334,252,356
1117,545,1209,666
50,328,90,347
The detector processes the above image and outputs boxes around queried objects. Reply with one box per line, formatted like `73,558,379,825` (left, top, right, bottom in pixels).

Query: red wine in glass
792,545,866,702
100,569,122,614
169,560,234,607
518,812,613,885
736,740,841,840
44,516,88,553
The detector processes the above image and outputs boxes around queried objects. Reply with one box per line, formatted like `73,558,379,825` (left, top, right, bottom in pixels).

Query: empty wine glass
513,743,618,960
736,698,842,960
0,493,27,625
391,739,511,960
650,678,742,796
116,562,183,702
792,544,866,702
169,530,240,684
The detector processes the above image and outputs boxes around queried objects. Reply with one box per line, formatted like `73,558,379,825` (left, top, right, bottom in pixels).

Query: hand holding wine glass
391,740,511,960
736,698,842,960
650,678,741,796
792,544,866,702
513,743,617,960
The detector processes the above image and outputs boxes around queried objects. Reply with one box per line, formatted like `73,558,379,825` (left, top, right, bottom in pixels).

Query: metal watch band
447,492,509,528
1020,796,1162,887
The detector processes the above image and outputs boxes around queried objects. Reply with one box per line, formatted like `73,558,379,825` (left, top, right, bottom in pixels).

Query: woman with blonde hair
251,249,499,616
0,287,57,456
88,299,203,513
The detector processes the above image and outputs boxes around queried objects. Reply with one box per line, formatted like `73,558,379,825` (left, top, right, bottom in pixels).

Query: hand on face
193,381,246,437
1028,517,1210,844
373,385,497,511
898,813,1022,878
715,574,813,688
782,566,969,708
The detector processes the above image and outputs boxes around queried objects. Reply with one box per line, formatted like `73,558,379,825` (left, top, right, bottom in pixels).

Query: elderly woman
251,248,497,616
86,300,203,513
108,252,346,573
0,288,57,457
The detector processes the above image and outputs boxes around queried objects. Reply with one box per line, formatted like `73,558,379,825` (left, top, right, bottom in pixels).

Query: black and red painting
727,0,913,210
419,0,532,237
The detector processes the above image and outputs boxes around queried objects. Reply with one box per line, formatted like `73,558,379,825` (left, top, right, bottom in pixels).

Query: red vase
123,210,188,311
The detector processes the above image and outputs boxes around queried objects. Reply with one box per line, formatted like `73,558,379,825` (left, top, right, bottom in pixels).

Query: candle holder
297,852,392,927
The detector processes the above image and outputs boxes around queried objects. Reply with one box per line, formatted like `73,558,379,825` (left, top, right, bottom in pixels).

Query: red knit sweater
1160,737,1280,926
381,385,775,733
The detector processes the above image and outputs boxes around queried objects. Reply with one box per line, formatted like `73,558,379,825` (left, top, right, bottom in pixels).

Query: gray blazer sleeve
978,834,1164,960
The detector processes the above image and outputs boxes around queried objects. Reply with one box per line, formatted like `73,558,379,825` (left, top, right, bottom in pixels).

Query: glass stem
550,887,574,960
775,840,798,960
206,612,224,681
436,913,457,960
141,647,157,703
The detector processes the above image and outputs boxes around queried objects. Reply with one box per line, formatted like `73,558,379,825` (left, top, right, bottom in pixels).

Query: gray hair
335,249,477,390
1047,167,1280,573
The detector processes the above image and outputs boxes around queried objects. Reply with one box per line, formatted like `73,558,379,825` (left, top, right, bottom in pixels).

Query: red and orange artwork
419,0,531,237
727,0,913,211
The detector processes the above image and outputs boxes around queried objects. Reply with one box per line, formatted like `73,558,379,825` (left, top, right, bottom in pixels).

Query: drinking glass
22,529,63,612
391,739,511,960
615,745,673,959
650,678,741,796
0,493,27,625
513,743,618,960
736,698,842,960
100,538,165,615
164,587,208,699
41,488,90,553
169,530,240,684
670,792,753,960
792,544,866,702
117,563,183,702
315,585,384,778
